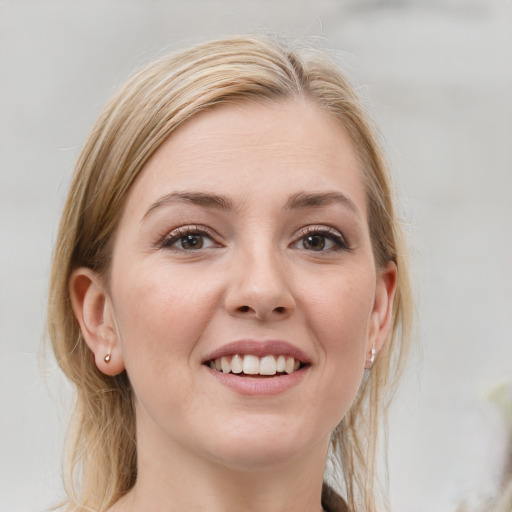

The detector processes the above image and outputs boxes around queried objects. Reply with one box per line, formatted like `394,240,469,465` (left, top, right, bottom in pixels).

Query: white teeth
208,354,303,376
231,354,243,374
259,355,277,375
221,356,230,373
284,356,295,374
243,355,260,375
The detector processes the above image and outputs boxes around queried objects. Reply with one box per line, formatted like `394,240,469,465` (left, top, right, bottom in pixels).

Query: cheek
111,262,221,380
307,269,374,352
302,269,375,414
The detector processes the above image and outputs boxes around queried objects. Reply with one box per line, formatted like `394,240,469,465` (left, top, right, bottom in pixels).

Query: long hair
47,34,413,512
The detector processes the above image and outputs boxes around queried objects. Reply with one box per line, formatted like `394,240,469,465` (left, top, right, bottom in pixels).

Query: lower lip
205,366,309,396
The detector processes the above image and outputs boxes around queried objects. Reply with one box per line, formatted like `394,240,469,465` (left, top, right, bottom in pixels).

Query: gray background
1,1,511,511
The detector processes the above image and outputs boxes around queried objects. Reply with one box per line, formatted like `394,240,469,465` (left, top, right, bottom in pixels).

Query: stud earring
366,347,376,370
104,353,111,363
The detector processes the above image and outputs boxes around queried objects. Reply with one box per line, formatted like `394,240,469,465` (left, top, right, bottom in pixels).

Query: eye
161,226,219,251
302,234,332,251
292,226,349,252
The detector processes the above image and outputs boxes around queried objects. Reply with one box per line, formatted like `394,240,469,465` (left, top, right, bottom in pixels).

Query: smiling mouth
205,354,307,376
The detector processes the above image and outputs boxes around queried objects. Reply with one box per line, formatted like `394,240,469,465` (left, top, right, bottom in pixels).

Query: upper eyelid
292,224,351,251
294,224,346,240
169,225,216,237
159,225,221,247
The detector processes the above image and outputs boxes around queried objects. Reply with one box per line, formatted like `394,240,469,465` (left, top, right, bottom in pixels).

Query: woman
47,35,412,512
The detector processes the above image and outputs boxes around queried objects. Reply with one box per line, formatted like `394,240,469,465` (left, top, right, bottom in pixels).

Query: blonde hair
47,35,412,512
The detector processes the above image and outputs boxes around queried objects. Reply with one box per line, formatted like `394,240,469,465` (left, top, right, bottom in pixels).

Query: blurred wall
1,1,511,511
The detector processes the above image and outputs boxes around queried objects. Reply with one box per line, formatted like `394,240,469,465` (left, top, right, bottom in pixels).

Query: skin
70,99,396,512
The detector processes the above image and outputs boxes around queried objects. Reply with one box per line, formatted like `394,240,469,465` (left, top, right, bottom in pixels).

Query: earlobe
367,261,397,364
69,267,125,376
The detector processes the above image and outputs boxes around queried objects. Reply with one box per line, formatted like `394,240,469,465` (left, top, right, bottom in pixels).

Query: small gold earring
104,353,111,363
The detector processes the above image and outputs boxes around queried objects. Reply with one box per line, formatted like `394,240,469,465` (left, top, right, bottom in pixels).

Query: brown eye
161,227,219,251
180,234,204,250
302,234,326,251
292,226,349,253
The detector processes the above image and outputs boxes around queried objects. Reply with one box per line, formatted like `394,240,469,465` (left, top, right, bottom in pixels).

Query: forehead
124,99,367,217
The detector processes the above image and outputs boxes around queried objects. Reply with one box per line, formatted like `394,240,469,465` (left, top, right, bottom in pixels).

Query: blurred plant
488,382,512,512
455,382,512,512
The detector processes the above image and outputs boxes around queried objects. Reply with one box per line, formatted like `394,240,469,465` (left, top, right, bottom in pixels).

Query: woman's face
94,99,395,470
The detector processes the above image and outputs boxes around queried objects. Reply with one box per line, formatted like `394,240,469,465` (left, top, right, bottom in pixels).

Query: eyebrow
285,191,361,218
143,192,234,220
143,190,361,221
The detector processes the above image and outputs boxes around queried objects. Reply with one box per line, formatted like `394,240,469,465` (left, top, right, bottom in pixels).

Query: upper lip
202,340,311,364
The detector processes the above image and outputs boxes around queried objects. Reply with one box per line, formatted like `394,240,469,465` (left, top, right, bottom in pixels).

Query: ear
366,261,397,366
69,267,125,376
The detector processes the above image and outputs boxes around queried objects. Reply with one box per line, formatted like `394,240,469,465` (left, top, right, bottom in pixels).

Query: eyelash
159,225,220,251
158,225,350,252
292,225,350,252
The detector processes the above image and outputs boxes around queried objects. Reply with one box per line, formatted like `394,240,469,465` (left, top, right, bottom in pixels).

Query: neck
111,416,329,512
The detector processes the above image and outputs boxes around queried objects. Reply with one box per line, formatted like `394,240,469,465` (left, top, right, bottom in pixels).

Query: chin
201,417,327,472
209,443,307,472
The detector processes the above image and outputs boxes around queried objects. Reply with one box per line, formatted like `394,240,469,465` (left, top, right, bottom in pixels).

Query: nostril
232,304,290,317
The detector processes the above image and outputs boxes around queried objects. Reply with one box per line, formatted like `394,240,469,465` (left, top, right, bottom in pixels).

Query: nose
224,246,296,322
